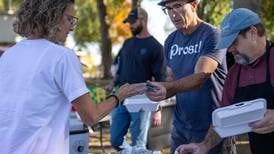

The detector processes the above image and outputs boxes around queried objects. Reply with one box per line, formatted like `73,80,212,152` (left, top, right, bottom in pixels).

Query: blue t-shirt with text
164,22,227,134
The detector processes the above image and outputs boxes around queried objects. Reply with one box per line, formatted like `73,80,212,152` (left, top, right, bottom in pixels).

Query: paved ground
89,128,115,154
88,122,170,154
88,122,251,154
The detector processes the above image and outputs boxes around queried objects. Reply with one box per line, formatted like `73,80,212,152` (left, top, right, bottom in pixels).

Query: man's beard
234,54,250,65
131,25,143,36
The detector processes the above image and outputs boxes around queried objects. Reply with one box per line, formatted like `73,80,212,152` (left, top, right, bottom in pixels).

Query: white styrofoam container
212,98,267,138
124,94,159,112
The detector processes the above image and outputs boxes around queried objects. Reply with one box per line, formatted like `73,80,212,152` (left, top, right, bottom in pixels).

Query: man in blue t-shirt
146,0,227,153
105,7,165,152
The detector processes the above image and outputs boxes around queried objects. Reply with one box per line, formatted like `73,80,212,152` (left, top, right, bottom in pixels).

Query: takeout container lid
124,94,159,112
212,98,267,138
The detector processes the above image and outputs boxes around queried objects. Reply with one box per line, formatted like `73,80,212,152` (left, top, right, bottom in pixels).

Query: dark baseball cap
158,0,174,6
158,0,199,6
123,7,147,24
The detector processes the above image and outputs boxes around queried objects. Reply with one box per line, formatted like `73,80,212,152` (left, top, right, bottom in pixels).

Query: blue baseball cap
216,8,261,49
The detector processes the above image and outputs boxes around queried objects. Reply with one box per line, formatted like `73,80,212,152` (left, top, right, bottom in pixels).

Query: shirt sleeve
164,35,172,64
54,50,89,103
203,29,227,65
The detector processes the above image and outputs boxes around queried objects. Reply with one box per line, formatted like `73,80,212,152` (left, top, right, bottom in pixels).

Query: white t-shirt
0,39,89,154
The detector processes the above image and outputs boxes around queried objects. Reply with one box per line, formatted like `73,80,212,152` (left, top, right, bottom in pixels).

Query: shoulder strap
265,41,273,81
266,41,274,52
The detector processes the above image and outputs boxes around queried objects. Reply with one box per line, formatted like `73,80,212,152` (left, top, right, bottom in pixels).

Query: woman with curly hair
0,0,145,153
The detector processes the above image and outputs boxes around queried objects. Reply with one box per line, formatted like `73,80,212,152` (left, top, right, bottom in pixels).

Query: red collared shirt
221,46,274,106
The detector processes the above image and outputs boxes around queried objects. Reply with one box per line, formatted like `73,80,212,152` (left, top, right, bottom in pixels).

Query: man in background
106,7,165,153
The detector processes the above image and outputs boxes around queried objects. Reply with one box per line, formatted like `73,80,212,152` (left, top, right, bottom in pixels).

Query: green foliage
74,0,131,48
198,0,232,27
0,0,21,12
0,1,3,10
11,0,20,10
74,0,100,48
261,0,274,40
109,0,125,8
197,0,273,40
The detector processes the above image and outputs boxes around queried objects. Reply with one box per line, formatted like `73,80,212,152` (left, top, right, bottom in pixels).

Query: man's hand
250,109,274,134
176,143,208,154
115,83,147,101
175,125,221,154
151,110,162,127
145,81,166,101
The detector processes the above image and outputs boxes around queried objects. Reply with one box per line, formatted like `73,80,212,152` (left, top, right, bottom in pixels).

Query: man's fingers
252,124,274,134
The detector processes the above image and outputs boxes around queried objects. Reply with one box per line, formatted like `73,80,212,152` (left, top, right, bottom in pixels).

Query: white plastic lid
212,98,267,138
123,94,159,112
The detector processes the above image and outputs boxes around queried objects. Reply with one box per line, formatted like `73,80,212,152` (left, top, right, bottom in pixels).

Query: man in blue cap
175,8,274,154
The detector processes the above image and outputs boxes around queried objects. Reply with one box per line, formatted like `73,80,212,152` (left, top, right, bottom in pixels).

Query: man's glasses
162,0,194,15
65,14,78,27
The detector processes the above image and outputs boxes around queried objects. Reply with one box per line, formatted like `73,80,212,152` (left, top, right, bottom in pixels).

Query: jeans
110,105,151,150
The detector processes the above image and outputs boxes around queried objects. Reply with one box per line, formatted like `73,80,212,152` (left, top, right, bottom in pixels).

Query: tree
74,0,100,47
197,0,273,40
197,0,232,27
96,0,112,78
74,0,132,79
231,0,273,40
261,0,274,40
0,0,20,12
232,0,261,15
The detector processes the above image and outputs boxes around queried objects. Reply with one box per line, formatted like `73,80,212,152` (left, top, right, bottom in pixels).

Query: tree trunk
232,0,261,15
96,0,112,79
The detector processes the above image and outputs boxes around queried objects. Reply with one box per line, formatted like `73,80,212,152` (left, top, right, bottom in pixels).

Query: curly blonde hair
13,0,74,41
